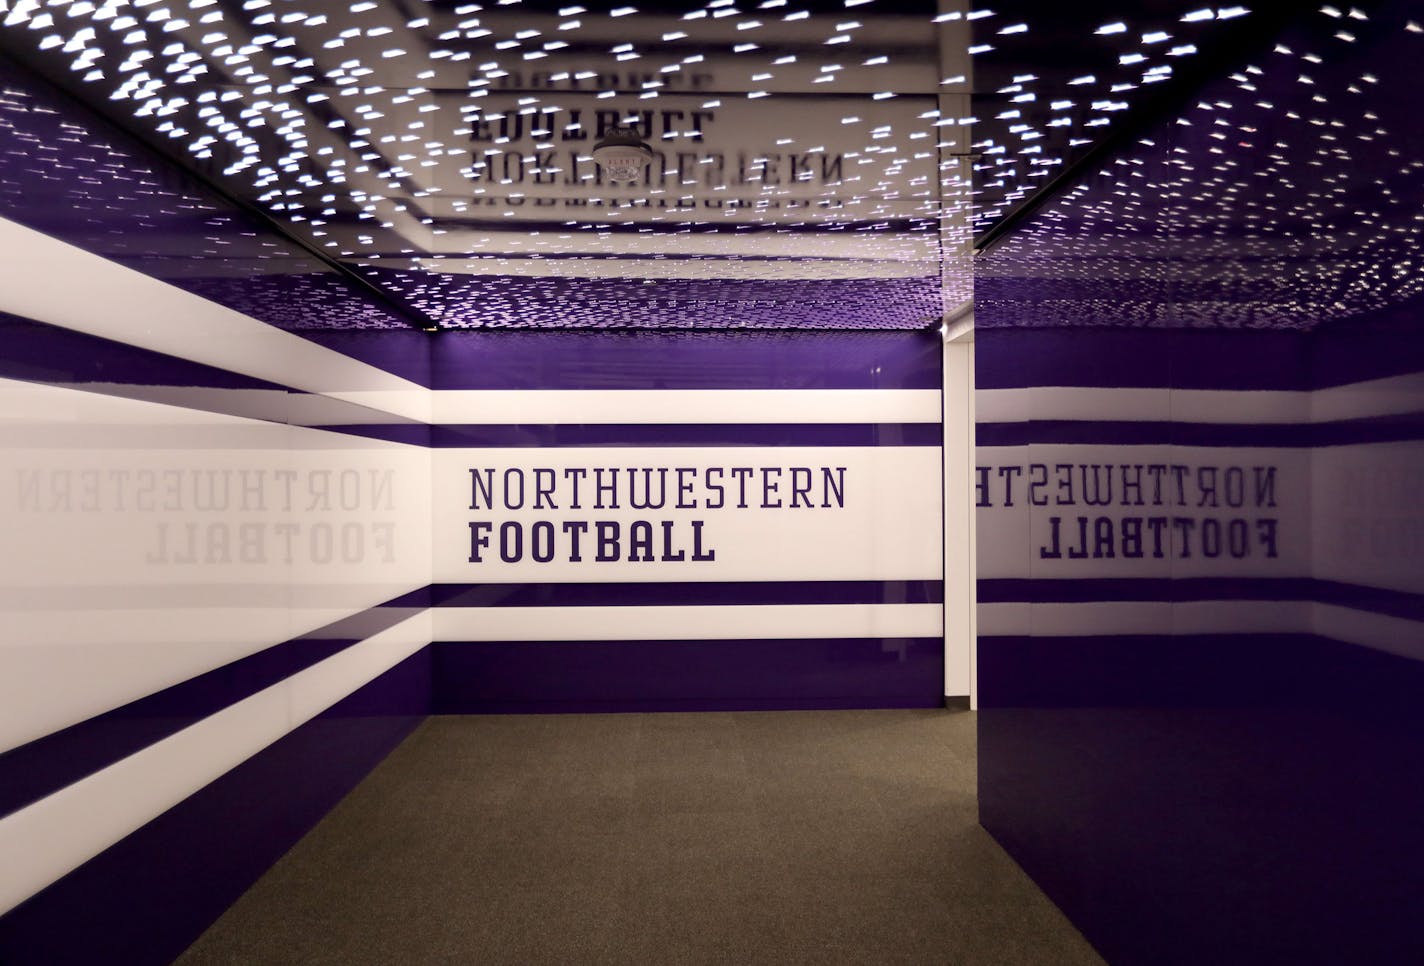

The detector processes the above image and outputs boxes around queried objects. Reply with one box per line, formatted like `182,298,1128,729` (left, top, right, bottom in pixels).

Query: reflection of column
942,310,976,706
937,0,974,317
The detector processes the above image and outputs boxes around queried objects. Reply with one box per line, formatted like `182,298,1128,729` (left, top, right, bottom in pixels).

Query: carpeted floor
175,710,1103,965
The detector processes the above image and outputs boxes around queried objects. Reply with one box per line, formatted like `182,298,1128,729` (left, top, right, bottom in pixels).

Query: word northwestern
464,465,848,566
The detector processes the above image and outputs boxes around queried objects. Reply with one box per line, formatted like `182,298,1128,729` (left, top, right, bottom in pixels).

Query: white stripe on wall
0,611,431,916
978,599,1424,661
434,603,943,641
1,599,426,755
976,387,1309,424
38,385,428,429
978,375,1424,426
1312,603,1424,662
431,389,943,425
977,600,1312,637
0,217,430,424
0,376,431,752
1312,372,1424,422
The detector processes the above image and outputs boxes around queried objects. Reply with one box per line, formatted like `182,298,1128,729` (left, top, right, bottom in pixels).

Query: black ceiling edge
970,0,1354,256
0,48,443,334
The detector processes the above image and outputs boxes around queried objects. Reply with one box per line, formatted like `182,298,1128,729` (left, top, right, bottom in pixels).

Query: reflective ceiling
1,0,1419,330
976,1,1424,331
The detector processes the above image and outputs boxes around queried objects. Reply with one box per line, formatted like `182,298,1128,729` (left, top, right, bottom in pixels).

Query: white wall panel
435,603,942,641
433,445,942,583
433,388,941,424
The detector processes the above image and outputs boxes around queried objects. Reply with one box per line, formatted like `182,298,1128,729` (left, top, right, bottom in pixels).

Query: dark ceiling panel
976,1,1424,331
0,57,425,329
968,0,1267,235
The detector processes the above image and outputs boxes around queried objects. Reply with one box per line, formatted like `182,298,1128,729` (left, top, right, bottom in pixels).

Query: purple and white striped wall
974,318,1424,963
422,331,945,712
0,214,436,964
0,221,948,963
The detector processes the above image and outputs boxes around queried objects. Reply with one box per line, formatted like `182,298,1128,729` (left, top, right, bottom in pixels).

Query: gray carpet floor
176,710,1103,965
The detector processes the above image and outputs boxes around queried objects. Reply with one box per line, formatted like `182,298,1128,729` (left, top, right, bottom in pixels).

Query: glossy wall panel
972,3,1424,959
976,324,1424,962
0,76,436,960
0,649,430,966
